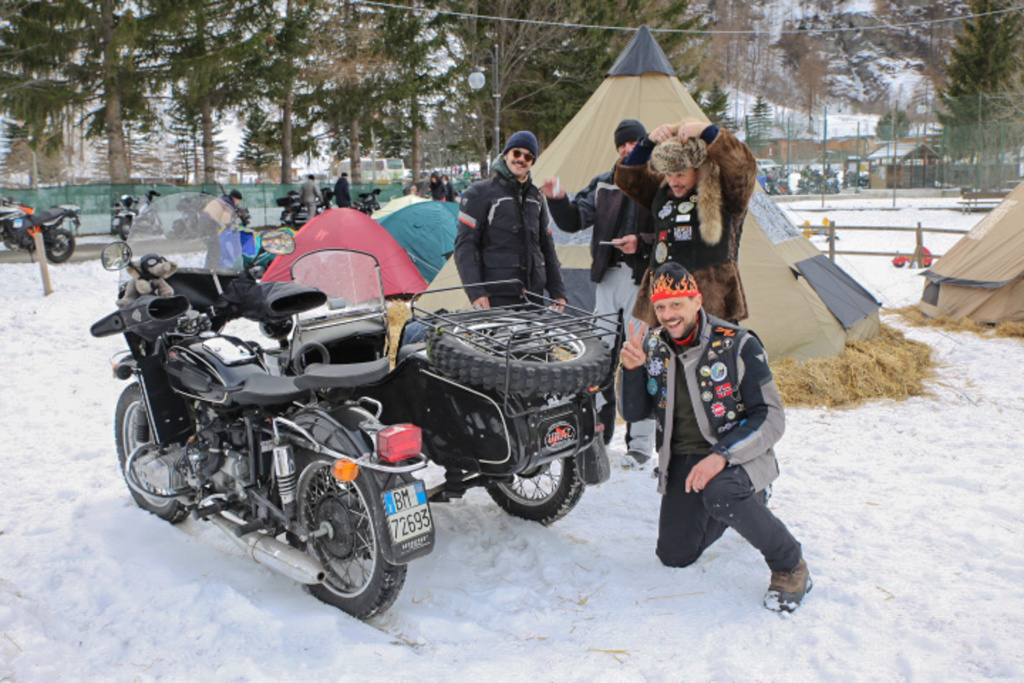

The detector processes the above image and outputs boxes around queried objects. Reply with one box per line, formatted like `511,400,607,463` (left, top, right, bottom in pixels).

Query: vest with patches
649,185,730,273
646,319,749,447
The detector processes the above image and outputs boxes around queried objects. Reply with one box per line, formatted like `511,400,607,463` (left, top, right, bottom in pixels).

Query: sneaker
621,450,651,471
764,558,813,613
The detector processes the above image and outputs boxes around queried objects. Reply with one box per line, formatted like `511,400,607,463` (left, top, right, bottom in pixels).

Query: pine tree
938,0,1024,162
695,81,734,130
876,109,911,141
747,95,773,154
237,106,278,179
0,0,150,182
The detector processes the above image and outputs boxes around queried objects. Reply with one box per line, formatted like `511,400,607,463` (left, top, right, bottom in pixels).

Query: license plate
382,482,432,544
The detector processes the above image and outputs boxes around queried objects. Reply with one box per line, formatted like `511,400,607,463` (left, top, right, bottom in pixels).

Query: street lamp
468,44,501,170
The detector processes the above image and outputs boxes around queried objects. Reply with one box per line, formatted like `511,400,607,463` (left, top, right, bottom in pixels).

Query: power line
353,0,1024,36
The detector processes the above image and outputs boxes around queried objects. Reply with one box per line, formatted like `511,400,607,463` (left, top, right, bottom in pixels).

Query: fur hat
502,130,538,158
650,262,700,302
614,119,647,148
651,137,708,174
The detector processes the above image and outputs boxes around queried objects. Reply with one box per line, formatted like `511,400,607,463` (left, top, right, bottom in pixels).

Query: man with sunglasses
455,130,567,309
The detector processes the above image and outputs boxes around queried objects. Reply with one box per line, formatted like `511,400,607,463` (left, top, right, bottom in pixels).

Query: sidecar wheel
428,313,610,397
114,383,188,523
44,228,75,263
297,456,406,619
487,455,585,525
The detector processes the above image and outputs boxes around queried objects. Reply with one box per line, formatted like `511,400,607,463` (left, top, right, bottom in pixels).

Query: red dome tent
262,208,428,296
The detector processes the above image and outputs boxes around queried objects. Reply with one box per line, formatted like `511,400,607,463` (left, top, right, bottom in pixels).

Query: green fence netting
0,182,409,236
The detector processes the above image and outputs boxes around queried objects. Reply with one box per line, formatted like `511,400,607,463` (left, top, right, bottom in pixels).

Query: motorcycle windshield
287,249,386,316
127,192,250,272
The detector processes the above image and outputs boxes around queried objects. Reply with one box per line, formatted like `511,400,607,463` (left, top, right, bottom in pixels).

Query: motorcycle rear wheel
296,455,406,619
487,455,585,525
44,227,75,263
114,383,188,523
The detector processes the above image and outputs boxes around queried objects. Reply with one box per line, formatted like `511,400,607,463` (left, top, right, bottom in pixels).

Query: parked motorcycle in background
111,190,161,241
0,196,80,263
353,188,382,216
277,187,336,230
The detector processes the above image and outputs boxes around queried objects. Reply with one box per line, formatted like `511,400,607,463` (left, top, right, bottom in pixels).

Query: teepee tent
427,27,879,360
918,182,1024,323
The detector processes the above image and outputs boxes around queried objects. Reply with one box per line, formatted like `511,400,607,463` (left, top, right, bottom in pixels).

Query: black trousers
657,453,802,572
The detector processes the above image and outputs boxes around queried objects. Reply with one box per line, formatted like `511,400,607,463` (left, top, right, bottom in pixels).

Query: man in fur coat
614,121,757,326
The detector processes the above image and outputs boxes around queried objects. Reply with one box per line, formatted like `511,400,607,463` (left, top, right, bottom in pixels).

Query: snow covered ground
2,197,1022,681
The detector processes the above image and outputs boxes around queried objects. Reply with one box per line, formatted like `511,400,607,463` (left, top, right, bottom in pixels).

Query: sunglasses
510,149,535,163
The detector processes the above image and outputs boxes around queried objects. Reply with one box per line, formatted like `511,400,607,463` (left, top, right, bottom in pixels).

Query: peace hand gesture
619,320,648,371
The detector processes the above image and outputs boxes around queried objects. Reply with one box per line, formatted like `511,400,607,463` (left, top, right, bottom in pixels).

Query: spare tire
426,313,611,397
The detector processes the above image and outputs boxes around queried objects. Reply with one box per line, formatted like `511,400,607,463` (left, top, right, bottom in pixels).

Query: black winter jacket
454,160,566,303
548,165,652,284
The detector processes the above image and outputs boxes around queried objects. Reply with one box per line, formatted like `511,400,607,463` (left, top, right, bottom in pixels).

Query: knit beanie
651,137,708,174
650,262,700,302
502,130,539,158
614,119,647,148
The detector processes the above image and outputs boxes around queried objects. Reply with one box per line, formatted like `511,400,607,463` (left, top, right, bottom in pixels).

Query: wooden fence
807,222,970,267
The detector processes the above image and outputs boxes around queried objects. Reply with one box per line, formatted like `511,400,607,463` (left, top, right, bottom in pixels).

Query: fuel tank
164,333,271,405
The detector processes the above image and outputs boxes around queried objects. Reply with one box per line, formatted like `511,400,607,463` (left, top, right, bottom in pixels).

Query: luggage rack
409,284,622,409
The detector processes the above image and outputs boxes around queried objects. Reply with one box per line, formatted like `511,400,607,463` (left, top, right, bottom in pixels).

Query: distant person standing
543,118,656,470
334,172,351,208
429,172,447,201
300,174,322,221
442,174,457,202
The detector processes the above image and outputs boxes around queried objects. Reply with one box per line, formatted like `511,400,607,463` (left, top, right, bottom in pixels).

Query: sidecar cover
262,208,428,296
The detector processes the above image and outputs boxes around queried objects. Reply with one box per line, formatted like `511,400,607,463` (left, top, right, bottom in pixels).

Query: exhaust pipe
209,514,326,585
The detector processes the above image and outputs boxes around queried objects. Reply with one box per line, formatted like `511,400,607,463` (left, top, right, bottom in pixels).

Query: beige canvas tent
919,182,1024,322
428,26,880,360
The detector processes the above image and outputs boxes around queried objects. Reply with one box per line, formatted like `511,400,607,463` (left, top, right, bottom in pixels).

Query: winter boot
621,450,651,471
764,558,812,613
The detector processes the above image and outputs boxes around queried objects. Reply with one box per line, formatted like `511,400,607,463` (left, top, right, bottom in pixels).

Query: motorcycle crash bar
208,513,326,585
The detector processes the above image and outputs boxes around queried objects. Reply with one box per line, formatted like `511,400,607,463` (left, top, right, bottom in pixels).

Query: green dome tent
377,201,458,283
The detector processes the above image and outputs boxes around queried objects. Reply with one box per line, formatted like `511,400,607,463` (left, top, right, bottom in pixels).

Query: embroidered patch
710,362,727,382
701,390,713,402
647,358,664,376
699,365,711,377
658,203,673,219
654,242,668,263
677,201,695,214
716,382,732,398
673,226,693,240
647,379,659,395
711,402,726,417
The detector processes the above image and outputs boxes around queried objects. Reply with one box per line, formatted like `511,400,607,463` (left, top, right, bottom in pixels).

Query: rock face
702,0,968,108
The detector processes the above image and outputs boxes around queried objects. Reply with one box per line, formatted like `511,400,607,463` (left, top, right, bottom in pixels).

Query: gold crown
650,271,699,301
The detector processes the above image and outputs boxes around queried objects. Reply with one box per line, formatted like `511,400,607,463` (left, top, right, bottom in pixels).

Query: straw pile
772,323,933,408
891,305,1024,340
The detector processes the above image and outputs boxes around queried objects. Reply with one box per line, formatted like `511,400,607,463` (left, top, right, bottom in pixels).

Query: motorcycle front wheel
114,383,188,523
296,455,406,619
44,227,75,263
487,455,585,525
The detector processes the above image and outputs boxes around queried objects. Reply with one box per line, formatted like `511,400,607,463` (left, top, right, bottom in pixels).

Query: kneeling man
618,261,812,612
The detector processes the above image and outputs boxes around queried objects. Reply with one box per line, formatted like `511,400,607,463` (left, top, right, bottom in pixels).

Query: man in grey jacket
618,261,811,612
300,174,322,222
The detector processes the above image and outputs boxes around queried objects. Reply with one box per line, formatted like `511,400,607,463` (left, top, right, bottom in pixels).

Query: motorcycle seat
231,374,311,406
293,358,390,390
27,208,65,226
